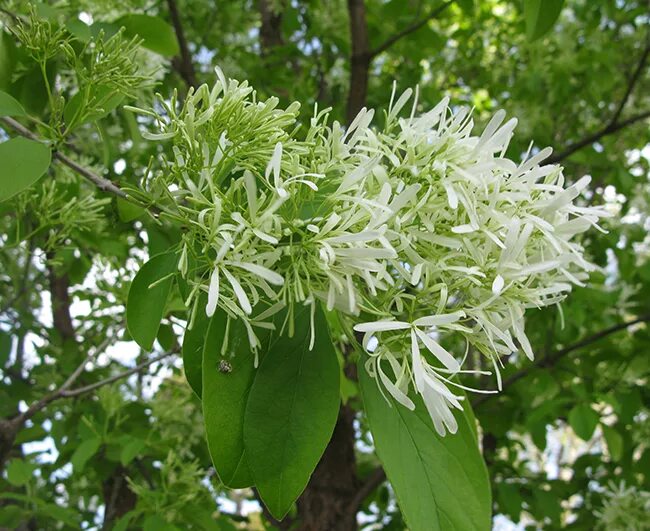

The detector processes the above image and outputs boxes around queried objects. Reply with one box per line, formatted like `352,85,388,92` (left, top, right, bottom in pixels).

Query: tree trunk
296,403,360,531
346,0,370,124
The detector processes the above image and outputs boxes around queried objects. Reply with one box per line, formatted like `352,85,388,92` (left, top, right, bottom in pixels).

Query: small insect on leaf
218,359,233,373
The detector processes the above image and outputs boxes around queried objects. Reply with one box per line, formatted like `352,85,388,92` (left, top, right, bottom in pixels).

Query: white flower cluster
595,481,650,530
134,68,608,435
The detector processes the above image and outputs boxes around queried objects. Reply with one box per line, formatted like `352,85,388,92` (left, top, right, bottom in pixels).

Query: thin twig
548,36,650,164
166,0,197,88
548,110,650,164
1,116,130,200
61,351,174,398
347,466,386,515
369,1,453,58
472,313,650,408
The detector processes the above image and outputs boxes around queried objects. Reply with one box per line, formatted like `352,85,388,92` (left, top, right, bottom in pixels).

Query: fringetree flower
130,68,609,435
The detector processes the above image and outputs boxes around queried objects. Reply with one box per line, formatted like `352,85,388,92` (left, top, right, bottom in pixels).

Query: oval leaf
202,310,257,488
243,305,340,519
126,252,177,351
0,137,51,202
183,294,209,398
568,403,599,441
0,90,26,117
358,359,492,531
524,0,565,41
116,15,180,56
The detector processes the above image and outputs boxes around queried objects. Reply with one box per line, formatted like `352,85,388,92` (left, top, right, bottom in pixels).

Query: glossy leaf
126,252,177,351
117,15,180,56
202,310,257,488
0,89,25,117
182,294,209,398
569,403,599,441
602,424,623,461
0,137,51,202
243,305,340,519
358,359,492,531
524,0,565,41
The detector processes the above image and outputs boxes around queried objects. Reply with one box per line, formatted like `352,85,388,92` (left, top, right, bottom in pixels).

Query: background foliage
0,0,649,529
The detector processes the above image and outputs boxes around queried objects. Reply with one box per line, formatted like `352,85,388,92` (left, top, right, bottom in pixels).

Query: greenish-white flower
132,68,609,435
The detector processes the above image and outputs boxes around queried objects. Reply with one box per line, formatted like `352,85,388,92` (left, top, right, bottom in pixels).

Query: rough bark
346,0,370,124
46,261,75,342
259,0,285,52
102,466,138,529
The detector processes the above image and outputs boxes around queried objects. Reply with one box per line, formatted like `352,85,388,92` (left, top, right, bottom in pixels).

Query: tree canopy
0,1,649,530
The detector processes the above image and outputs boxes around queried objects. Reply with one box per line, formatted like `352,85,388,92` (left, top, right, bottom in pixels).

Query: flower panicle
137,67,608,434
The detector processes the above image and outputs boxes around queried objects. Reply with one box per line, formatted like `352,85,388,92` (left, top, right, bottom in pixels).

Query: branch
61,351,174,399
18,348,175,424
166,0,197,88
347,466,386,515
548,37,650,164
472,313,650,408
548,110,650,164
1,116,131,200
610,34,650,127
369,1,453,58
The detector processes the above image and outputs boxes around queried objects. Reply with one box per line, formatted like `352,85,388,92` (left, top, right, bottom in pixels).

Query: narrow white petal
230,262,284,286
412,311,465,327
206,268,220,317
223,269,252,314
353,321,411,333
492,274,505,295
415,329,460,372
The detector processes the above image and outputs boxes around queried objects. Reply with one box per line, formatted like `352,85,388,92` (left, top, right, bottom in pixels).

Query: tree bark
259,0,285,52
296,403,360,531
346,0,370,124
46,261,75,342
102,466,137,529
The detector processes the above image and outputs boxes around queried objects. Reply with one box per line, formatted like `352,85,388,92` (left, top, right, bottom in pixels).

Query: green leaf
120,437,146,466
6,459,35,487
0,137,51,202
126,252,177,351
0,32,16,92
568,403,599,441
116,15,180,56
157,322,176,351
244,305,340,519
65,19,92,42
117,197,145,222
0,90,25,117
0,330,11,366
358,359,492,531
182,294,209,398
524,0,565,41
202,310,256,488
71,437,101,472
602,424,623,461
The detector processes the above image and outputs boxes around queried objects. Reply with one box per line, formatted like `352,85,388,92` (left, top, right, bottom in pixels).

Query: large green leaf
243,305,340,519
0,137,51,202
524,0,565,41
358,360,492,531
183,294,209,398
126,252,177,351
202,310,257,488
116,15,180,56
0,90,25,117
568,403,599,441
0,32,16,92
